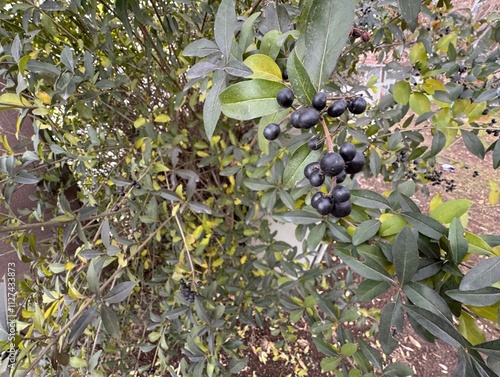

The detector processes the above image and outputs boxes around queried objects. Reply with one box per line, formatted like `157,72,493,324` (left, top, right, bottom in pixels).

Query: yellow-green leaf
489,180,499,205
243,54,282,82
154,114,171,123
430,199,472,224
457,312,485,345
409,42,427,68
409,92,431,115
436,33,457,53
393,81,411,105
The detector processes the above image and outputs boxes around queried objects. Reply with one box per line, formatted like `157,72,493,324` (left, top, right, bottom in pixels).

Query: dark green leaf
379,302,402,354
333,249,394,283
60,46,74,72
186,62,218,80
356,279,391,302
474,89,498,103
165,306,189,320
239,12,261,53
404,305,467,348
243,179,275,191
194,297,211,323
224,60,253,77
286,48,316,105
493,140,500,169
449,218,468,265
229,357,248,374
350,189,390,209
398,0,421,31
402,212,447,240
392,227,419,285
462,130,485,159
101,305,120,338
68,306,98,343
358,338,383,370
352,219,380,246
219,79,286,120
298,0,355,89
183,39,220,58
460,257,500,291
283,144,321,188
104,281,136,304
472,339,500,359
26,59,61,76
403,282,453,322
273,210,322,225
203,70,226,140
446,287,500,306
115,0,133,39
214,0,235,62
187,202,212,214
320,356,341,372
13,172,41,184
423,130,445,159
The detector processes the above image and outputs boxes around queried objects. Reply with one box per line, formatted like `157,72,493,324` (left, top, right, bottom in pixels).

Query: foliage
0,0,499,376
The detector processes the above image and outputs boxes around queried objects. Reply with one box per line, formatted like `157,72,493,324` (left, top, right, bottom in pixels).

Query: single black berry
336,170,347,184
339,143,357,162
263,123,281,140
331,200,352,218
304,162,320,179
309,170,325,187
331,185,351,203
308,137,324,151
312,92,327,111
276,88,294,107
298,108,320,129
135,183,142,189
311,192,324,209
290,110,302,128
492,119,497,124
482,108,489,115
327,99,348,117
348,97,367,114
320,152,345,177
345,151,365,174
282,69,288,80
315,196,334,215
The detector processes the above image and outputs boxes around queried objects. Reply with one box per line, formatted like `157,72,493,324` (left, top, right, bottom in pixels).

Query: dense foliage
0,0,499,376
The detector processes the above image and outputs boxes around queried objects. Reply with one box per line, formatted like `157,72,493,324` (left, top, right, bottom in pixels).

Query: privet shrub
0,0,499,376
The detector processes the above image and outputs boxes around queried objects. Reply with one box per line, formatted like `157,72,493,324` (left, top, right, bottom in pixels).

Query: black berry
282,69,288,80
327,99,348,117
263,123,281,140
345,151,365,174
331,185,351,203
276,88,294,107
320,152,345,177
298,108,320,129
308,137,324,151
336,170,347,184
290,110,302,128
304,162,320,179
309,170,325,187
339,142,357,162
312,92,327,111
311,192,324,209
315,196,334,215
331,200,352,218
348,97,367,114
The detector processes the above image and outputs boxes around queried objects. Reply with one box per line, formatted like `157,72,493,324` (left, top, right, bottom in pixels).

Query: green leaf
60,46,75,72
260,30,282,60
286,48,316,105
430,199,472,224
273,210,322,225
357,280,391,302
0,93,27,108
358,338,383,370
229,357,248,374
472,339,500,360
104,281,136,304
352,219,381,246
219,79,286,120
449,218,468,265
393,81,411,105
350,189,391,209
165,306,189,320
409,42,427,68
393,227,419,285
492,140,500,169
379,214,407,237
423,130,446,159
333,249,394,283
243,54,282,82
398,0,421,32
462,130,486,159
460,257,500,291
194,297,211,323
239,12,261,53
404,305,467,348
457,312,486,346
298,0,355,90
203,70,226,140
383,362,415,376
214,0,235,62
402,212,447,240
101,305,120,339
320,356,341,372
403,282,453,322
183,39,220,58
465,232,494,255
115,0,133,39
379,302,402,354
68,306,98,343
340,343,357,357
283,144,322,188
409,92,431,115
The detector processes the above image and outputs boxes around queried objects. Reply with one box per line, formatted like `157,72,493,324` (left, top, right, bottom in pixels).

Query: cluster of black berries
304,143,364,218
263,88,367,141
263,87,368,218
485,118,499,137
472,170,479,178
180,279,196,303
424,170,457,192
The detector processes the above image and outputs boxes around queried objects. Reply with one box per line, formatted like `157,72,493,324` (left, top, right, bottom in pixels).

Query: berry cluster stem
321,117,334,153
